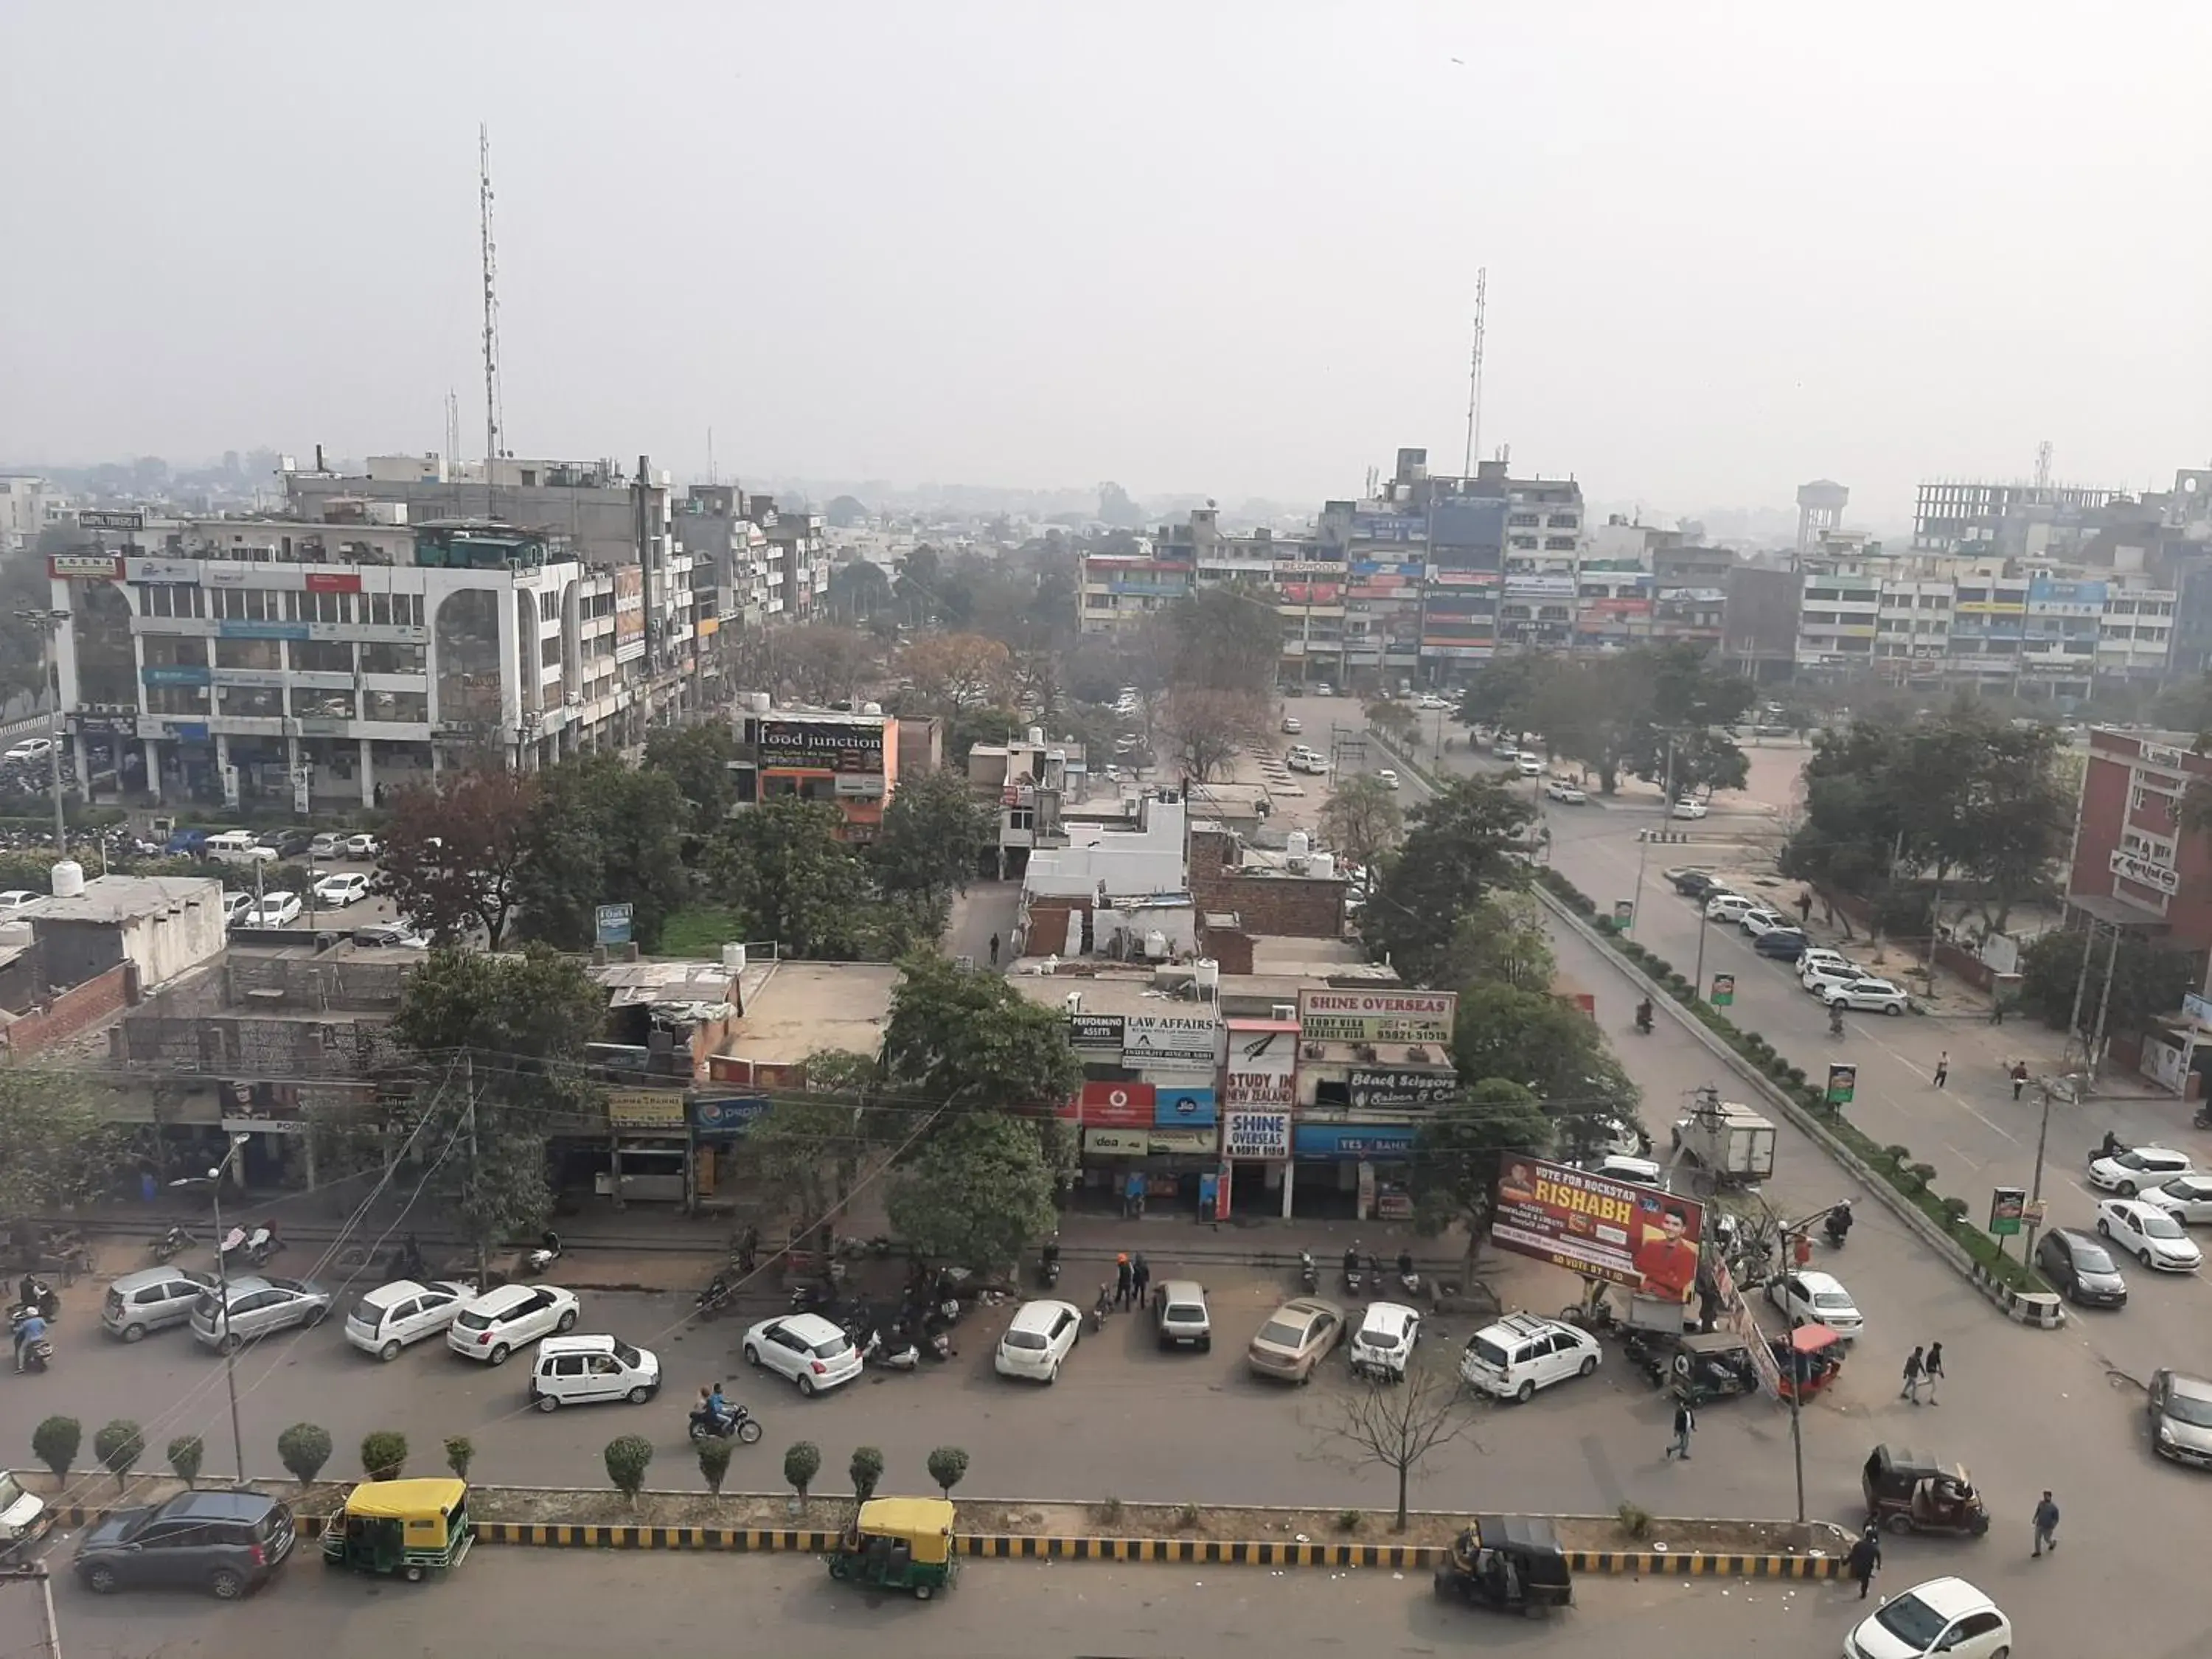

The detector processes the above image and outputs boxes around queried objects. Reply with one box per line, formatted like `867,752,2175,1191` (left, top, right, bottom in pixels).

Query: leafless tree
1317,774,1405,880
771,623,877,706
1312,1364,1482,1531
1161,686,1259,782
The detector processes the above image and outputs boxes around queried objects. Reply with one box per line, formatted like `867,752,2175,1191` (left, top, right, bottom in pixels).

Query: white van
204,830,274,865
526,1334,661,1411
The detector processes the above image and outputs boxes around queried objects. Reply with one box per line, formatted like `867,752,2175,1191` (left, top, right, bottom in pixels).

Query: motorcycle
2194,1107,2212,1132
1298,1250,1319,1293
1037,1239,1061,1290
14,1279,58,1323
1634,1001,1654,1035
860,1326,920,1371
10,1309,52,1375
687,1402,763,1444
1342,1250,1364,1297
150,1225,195,1265
524,1231,562,1276
245,1222,282,1267
1089,1282,1113,1334
1395,1252,1421,1298
790,1279,839,1316
695,1273,735,1322
218,1225,251,1268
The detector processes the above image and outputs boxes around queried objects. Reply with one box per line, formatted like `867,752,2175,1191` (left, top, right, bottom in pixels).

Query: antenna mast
444,390,460,468
2034,439,2052,493
1463,267,1487,478
479,124,504,518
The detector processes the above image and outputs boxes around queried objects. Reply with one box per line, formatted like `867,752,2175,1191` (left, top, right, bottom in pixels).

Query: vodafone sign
1079,1081,1154,1128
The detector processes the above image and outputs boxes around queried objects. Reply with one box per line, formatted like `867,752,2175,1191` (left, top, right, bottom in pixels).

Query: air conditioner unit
1272,1003,1296,1022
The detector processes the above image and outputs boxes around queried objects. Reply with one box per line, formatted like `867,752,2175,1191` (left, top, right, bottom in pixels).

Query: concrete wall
119,890,229,986
2,961,137,1060
116,1012,407,1078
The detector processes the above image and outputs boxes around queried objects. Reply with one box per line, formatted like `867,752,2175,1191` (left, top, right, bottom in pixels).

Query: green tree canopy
515,753,692,952
2016,928,2195,1042
745,1050,887,1240
0,1074,128,1237
1408,1079,1557,1267
1449,981,1640,1130
1153,584,1281,696
1360,777,1531,986
886,1113,1060,1269
874,768,990,902
1317,774,1405,881
1433,893,1556,992
710,796,875,958
644,723,741,840
881,953,1083,1114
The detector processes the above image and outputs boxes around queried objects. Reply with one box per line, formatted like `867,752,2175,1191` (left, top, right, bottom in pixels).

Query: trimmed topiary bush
697,1437,733,1495
94,1420,145,1492
604,1435,654,1506
32,1416,80,1483
926,1445,969,1497
278,1423,333,1485
360,1430,408,1481
849,1445,885,1504
166,1434,204,1489
784,1441,821,1501
445,1436,475,1480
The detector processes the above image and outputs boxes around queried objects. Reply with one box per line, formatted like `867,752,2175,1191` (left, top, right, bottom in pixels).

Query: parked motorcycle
1342,1247,1364,1297
524,1231,562,1276
244,1222,282,1267
1037,1237,1061,1289
687,1402,763,1444
150,1225,195,1265
1395,1251,1421,1298
1089,1282,1113,1333
1298,1250,1319,1293
860,1326,920,1371
695,1274,735,1322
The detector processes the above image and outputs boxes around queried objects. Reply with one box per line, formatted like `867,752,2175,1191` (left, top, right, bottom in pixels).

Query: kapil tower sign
1295,989,1457,1046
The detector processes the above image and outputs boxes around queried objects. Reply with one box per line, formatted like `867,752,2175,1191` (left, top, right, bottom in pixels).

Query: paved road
0,1547,1930,1659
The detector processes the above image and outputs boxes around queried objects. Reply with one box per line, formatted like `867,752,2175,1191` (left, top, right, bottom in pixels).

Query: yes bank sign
1222,1110,1291,1160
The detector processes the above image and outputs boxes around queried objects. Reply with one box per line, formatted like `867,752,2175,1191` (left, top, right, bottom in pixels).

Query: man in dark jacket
1847,1527,1882,1599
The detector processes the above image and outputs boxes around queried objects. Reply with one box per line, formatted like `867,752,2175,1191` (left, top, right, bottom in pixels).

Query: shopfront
602,1088,691,1207
1074,1081,1221,1214
1221,1017,1299,1218
1291,1121,1418,1221
689,1093,770,1208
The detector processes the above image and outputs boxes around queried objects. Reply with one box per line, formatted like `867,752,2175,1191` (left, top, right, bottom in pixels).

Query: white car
1459,1312,1601,1402
2097,1197,2205,1271
244,892,304,928
1704,893,1757,924
1514,755,1543,777
0,890,44,917
313,872,372,907
1374,768,1401,791
220,891,255,928
1764,1268,1864,1338
743,1311,864,1396
344,833,380,860
446,1282,580,1365
307,832,347,860
1543,779,1587,804
1493,743,1520,762
1737,907,1789,937
1845,1576,2011,1659
1348,1301,1421,1380
344,1278,475,1361
1670,797,1708,819
3,738,53,763
1416,693,1450,711
992,1298,1082,1384
2088,1146,2194,1196
1798,949,1855,984
2140,1174,2212,1225
529,1334,661,1411
1311,682,1333,697
1825,976,1909,1015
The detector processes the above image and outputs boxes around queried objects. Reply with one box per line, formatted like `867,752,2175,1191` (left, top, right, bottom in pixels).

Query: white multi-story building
0,476,69,552
2098,581,2178,681
1873,578,1954,667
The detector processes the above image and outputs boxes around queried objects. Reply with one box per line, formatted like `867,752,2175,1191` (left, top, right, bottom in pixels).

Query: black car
2036,1227,2129,1307
1667,869,1720,900
257,830,313,858
1753,928,1810,961
75,1490,295,1599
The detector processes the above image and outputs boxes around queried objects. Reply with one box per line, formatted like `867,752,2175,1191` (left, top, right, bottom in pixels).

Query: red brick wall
1202,926,1255,975
1188,825,1346,939
2,961,138,1060
1024,900,1087,957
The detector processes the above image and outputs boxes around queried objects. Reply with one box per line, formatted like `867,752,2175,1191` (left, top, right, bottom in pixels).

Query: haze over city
4,0,2205,518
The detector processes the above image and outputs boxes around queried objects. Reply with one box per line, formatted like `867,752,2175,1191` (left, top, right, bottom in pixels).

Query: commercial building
0,475,69,552
1076,546,1192,635
731,705,900,843
967,728,1087,878
2064,728,2207,953
1913,479,2124,561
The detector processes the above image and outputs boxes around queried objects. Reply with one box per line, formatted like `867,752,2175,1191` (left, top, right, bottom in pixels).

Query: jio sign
1222,1110,1291,1160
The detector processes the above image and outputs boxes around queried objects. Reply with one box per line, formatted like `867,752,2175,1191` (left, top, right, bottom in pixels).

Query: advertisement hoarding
606,1088,687,1130
757,717,885,774
1079,1081,1153,1128
1068,1012,1126,1055
1152,1086,1217,1128
1223,1022,1296,1108
1121,1013,1220,1066
1346,1068,1457,1109
49,553,122,579
613,566,646,663
1222,1109,1292,1159
1489,1155,1705,1301
1295,990,1456,1046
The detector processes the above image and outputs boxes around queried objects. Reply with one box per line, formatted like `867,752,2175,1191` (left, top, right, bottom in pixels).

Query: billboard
49,552,122,579
1430,498,1508,551
1153,1085,1217,1128
1296,989,1457,1046
1346,1068,1457,1108
1079,1081,1152,1127
613,566,647,663
1351,512,1429,544
1121,1013,1220,1066
1489,1155,1704,1301
1068,1012,1125,1055
1222,1108,1292,1159
1223,1022,1296,1108
757,717,885,774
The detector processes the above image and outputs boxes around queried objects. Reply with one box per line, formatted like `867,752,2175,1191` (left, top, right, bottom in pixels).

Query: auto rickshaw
1770,1323,1845,1402
1432,1514,1573,1618
1668,1330,1762,1405
826,1497,958,1601
321,1478,473,1582
1860,1445,1991,1537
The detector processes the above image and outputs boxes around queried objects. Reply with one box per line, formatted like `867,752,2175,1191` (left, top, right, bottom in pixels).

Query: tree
710,796,876,958
644,722,742,839
887,1113,1060,1270
874,768,990,901
604,1435,654,1506
444,1436,475,1480
697,1436,734,1495
94,1419,145,1492
827,558,894,624
849,1445,886,1504
2016,928,2195,1041
1313,1367,1480,1531
361,1430,408,1481
825,494,870,529
773,622,877,705
894,545,945,626
32,1416,80,1482
1365,700,1416,747
1155,585,1281,696
166,1434,204,1489
390,947,608,1276
882,952,1083,1113
1318,775,1405,881
902,632,1014,711
278,1422,333,1485
513,753,692,952
376,765,537,947
784,1440,822,1503
1409,1079,1557,1268
1450,981,1639,1117
1615,644,1755,798
1097,481,1144,529
745,1051,887,1242
1434,894,1556,992
0,1073,128,1239
926,1445,969,1497
1160,686,1258,782
1360,777,1531,986
1458,655,1554,733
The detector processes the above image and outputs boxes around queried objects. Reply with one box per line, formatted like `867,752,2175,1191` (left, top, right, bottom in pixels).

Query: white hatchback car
2097,1197,2205,1271
994,1298,1082,1384
1801,956,1865,996
1374,768,1401,791
245,892,304,928
1348,1302,1422,1380
742,1312,864,1396
1543,779,1587,804
0,890,44,917
313,872,372,907
344,833,380,860
2141,1175,2212,1225
1459,1312,1601,1402
446,1283,580,1365
1737,907,1788,936
528,1334,661,1411
1515,755,1543,776
1704,893,1756,923
2089,1146,2194,1196
344,1278,475,1361
1670,797,1708,819
1846,1576,2011,1659
1764,1268,1864,1338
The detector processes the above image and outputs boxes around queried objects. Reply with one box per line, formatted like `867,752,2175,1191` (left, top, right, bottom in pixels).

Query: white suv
1459,1313,1601,1402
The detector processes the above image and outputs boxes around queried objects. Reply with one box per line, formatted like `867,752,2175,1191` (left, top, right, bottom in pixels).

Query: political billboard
1488,1155,1704,1303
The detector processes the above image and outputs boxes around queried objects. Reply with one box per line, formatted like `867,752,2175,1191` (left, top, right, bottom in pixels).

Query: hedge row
1534,866,2042,1293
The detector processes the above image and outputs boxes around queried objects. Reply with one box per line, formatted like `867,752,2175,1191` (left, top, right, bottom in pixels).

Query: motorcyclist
705,1381,731,1427
1040,1234,1060,1272
1829,1003,1846,1037
1635,998,1654,1033
1825,1201,1854,1242
12,1307,48,1373
1343,1243,1362,1279
2098,1130,2121,1161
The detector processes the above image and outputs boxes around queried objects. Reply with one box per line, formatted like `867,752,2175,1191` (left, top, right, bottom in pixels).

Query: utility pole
463,1051,485,1285
2085,921,2125,1089
207,1133,251,1485
2018,1075,2064,1270
1628,734,1674,938
15,608,71,852
2060,917,2100,1070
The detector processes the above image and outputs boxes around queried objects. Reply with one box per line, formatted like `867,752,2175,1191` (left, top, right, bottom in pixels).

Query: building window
1543,537,1576,551
293,640,352,674
1545,515,1579,529
216,686,280,717
361,643,423,675
1508,513,1539,528
1007,807,1035,830
366,690,429,724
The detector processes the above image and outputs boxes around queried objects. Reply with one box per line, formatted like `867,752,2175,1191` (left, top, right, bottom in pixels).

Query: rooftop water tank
1144,929,1169,961
49,860,84,898
1194,957,1220,996
1310,852,1337,880
862,701,884,717
721,942,748,974
747,692,771,713
1029,726,1045,745
1285,830,1310,860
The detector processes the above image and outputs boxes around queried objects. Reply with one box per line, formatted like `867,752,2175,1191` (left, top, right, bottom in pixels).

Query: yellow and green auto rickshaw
321,1478,473,1582
826,1497,958,1600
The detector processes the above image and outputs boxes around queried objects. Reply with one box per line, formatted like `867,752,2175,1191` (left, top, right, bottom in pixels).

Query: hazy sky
4,2,2207,524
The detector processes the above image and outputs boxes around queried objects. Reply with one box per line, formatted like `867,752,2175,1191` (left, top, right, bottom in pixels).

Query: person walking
987,933,1001,968
1990,995,2006,1026
1131,1252,1151,1309
2011,1060,2029,1102
2032,1490,2060,1557
1114,1252,1133,1311
1664,1397,1695,1461
1798,890,1814,925
1923,1340,1944,1405
1846,1526,1882,1599
1900,1345,1926,1405
1933,1051,1950,1089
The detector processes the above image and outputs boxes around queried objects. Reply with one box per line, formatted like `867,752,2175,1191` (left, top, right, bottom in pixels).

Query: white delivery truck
1669,1094,1776,1184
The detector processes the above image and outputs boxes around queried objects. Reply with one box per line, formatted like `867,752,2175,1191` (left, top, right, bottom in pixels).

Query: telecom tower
479,125,505,518
1462,268,1487,479
1795,480,1849,552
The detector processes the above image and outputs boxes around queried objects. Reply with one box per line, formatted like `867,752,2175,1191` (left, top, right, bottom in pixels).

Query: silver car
102,1267,217,1343
189,1275,332,1354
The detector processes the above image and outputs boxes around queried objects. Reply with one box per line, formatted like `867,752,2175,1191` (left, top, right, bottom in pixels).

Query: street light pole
206,1133,251,1486
1628,734,1674,939
2017,1075,2067,1270
15,610,70,852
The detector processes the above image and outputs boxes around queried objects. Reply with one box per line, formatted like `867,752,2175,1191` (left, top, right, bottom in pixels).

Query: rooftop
35,874,222,925
588,958,742,1016
1011,970,1213,1020
718,961,899,1065
1250,936,1370,973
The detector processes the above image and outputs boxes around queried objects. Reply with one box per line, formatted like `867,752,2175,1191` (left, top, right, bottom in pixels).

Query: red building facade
2066,729,2212,958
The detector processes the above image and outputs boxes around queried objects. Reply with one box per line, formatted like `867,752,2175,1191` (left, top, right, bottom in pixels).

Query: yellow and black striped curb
40,1506,1839,1575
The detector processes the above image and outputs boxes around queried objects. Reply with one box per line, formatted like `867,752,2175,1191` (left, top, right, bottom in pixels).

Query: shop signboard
1079,1081,1153,1128
1346,1068,1457,1109
1121,1013,1220,1066
691,1095,770,1140
1222,1026,1295,1109
131,558,202,584
49,552,122,579
1148,1127,1217,1155
1295,990,1455,1046
757,717,885,773
1068,1012,1125,1054
1153,1085,1217,1128
1989,1186,2026,1237
1489,1155,1705,1301
2110,848,2180,895
595,903,634,946
305,571,361,594
1292,1123,1417,1158
1351,512,1429,544
1085,1127,1150,1155
220,1080,305,1135
78,509,146,532
607,1088,687,1130
1222,1108,1292,1160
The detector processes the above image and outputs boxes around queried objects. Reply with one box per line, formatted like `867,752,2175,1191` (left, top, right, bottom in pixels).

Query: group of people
1848,1491,2061,1597
1111,1251,1152,1310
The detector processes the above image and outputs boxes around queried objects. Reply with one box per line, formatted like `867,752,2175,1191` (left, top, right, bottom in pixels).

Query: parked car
1736,906,1787,936
448,1283,580,1365
2141,1175,2212,1225
189,1275,333,1354
993,1299,1082,1383
741,1310,863,1395
344,1278,476,1361
257,830,312,858
243,893,303,928
1245,1295,1346,1383
1280,715,1301,734
1582,1152,1669,1189
4,738,53,764
313,872,372,908
1374,768,1401,790
529,1333,662,1409
102,1266,217,1343
1544,779,1587,804
1458,1312,1601,1402
1797,947,1854,983
1666,867,1721,900
1348,1301,1422,1380
204,830,276,864
1152,1280,1211,1352
2090,1146,2196,1196
220,891,255,928
1416,693,1450,710
2149,1368,2212,1467
1515,755,1543,776
1764,1269,1865,1338
1493,743,1520,762
2035,1226,2127,1307
344,833,380,859
307,832,347,860
2097,1197,2205,1271
1311,681,1334,697
1753,927,1810,961
1670,797,1708,819
1844,1577,2011,1659
0,890,44,917
1824,976,1910,1015
351,922,432,949
74,1490,296,1600
1703,893,1756,924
